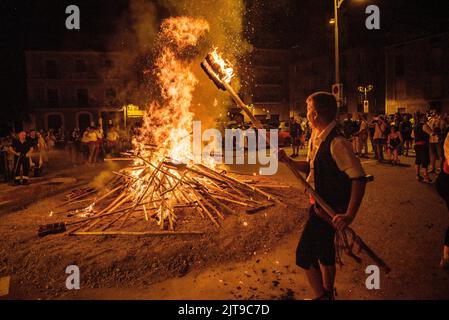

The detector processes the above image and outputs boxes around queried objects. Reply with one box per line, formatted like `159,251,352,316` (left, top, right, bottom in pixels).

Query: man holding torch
201,49,385,296
279,92,367,300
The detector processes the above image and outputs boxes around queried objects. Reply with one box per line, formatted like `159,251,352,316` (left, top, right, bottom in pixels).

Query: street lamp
332,0,364,106
333,0,345,86
358,84,373,113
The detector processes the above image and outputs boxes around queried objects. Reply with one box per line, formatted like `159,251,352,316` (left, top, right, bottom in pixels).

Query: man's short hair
307,92,338,123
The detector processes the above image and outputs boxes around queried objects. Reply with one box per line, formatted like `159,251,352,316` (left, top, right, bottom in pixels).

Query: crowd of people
289,110,448,183
282,93,449,299
0,125,129,185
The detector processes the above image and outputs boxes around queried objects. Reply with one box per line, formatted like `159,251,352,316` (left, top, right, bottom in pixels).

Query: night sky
1,0,449,120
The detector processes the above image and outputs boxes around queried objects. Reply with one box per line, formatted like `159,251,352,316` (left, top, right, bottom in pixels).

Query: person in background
436,130,449,271
386,126,403,165
304,121,312,147
67,128,80,166
80,127,91,162
428,112,443,174
400,114,413,156
0,136,13,182
412,113,432,183
106,126,120,157
368,116,376,158
86,127,98,164
37,131,47,172
95,125,105,162
353,114,368,157
290,117,303,158
351,114,360,154
9,131,34,185
299,117,307,149
27,130,42,177
46,130,56,150
373,115,387,161
342,114,355,141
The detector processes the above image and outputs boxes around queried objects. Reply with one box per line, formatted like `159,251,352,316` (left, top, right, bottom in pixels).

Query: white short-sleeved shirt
307,121,365,186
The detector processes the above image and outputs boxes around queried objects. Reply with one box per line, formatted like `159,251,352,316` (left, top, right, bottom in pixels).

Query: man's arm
8,146,19,157
423,124,433,135
330,137,367,230
333,179,366,231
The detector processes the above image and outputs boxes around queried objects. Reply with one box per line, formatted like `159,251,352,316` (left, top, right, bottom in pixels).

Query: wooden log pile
47,156,285,236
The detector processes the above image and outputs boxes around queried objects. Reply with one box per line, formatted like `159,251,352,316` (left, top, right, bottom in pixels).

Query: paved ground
1,148,449,300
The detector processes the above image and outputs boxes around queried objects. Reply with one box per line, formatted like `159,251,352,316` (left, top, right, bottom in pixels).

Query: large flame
133,17,209,164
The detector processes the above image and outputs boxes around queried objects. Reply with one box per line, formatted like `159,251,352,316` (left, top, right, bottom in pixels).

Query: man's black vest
313,127,352,213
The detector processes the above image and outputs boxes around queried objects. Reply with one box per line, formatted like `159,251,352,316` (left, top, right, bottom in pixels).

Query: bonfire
39,17,284,237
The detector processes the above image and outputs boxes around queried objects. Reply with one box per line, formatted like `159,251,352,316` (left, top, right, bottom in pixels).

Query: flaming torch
200,48,390,273
201,48,264,130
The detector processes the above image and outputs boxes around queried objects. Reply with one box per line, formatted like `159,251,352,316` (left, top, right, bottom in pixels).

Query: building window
47,89,59,107
77,89,89,106
394,55,405,78
46,60,58,79
105,88,116,99
75,59,87,72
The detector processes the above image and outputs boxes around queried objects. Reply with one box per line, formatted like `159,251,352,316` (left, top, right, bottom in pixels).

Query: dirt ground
0,160,307,300
1,149,449,300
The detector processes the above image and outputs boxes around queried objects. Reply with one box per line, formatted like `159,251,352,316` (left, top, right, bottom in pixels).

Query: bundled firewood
40,156,283,237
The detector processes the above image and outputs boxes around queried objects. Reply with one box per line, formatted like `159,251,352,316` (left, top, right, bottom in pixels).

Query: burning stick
201,48,264,130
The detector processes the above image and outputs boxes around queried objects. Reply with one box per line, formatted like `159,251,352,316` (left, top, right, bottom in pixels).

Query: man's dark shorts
296,206,336,269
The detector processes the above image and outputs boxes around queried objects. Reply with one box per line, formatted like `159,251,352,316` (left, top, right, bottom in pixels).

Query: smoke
107,0,252,130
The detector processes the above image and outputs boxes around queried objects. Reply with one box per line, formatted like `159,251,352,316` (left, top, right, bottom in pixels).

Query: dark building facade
241,48,291,123
385,33,449,115
290,45,385,117
25,51,126,132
